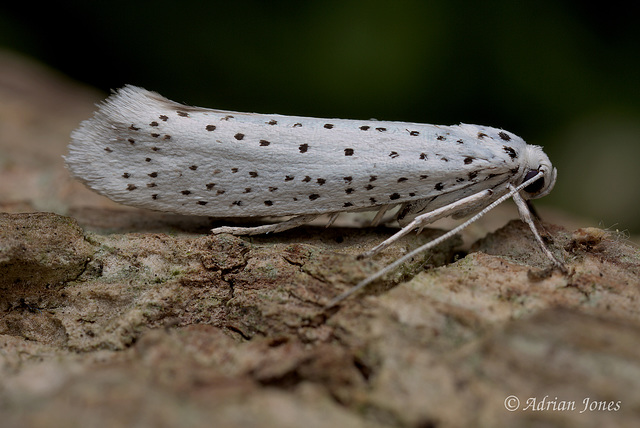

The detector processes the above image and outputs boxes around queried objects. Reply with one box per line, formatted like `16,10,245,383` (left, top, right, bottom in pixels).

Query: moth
66,86,565,305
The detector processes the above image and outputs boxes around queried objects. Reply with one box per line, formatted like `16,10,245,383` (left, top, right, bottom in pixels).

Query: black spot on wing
503,146,517,159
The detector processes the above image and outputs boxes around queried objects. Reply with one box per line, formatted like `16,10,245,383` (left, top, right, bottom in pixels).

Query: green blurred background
1,0,639,233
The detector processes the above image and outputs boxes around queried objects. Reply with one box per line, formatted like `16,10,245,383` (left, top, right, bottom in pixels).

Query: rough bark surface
1,50,639,427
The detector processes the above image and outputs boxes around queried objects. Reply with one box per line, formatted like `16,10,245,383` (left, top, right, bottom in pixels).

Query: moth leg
325,212,340,228
510,186,567,272
370,204,392,227
359,190,493,259
211,214,320,236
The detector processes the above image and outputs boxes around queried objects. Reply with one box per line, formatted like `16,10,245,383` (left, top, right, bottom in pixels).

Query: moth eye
523,169,545,194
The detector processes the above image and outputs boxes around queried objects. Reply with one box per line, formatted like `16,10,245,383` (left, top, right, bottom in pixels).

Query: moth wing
67,86,528,218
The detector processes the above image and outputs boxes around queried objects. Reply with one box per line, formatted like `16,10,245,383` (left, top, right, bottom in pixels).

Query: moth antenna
326,172,561,307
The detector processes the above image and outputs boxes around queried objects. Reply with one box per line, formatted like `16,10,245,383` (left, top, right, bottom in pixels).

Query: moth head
521,145,557,199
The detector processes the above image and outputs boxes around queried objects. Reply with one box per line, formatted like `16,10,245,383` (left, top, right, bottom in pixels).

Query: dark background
1,0,639,233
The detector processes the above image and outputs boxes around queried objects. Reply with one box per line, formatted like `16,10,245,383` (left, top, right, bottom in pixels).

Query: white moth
66,85,565,306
